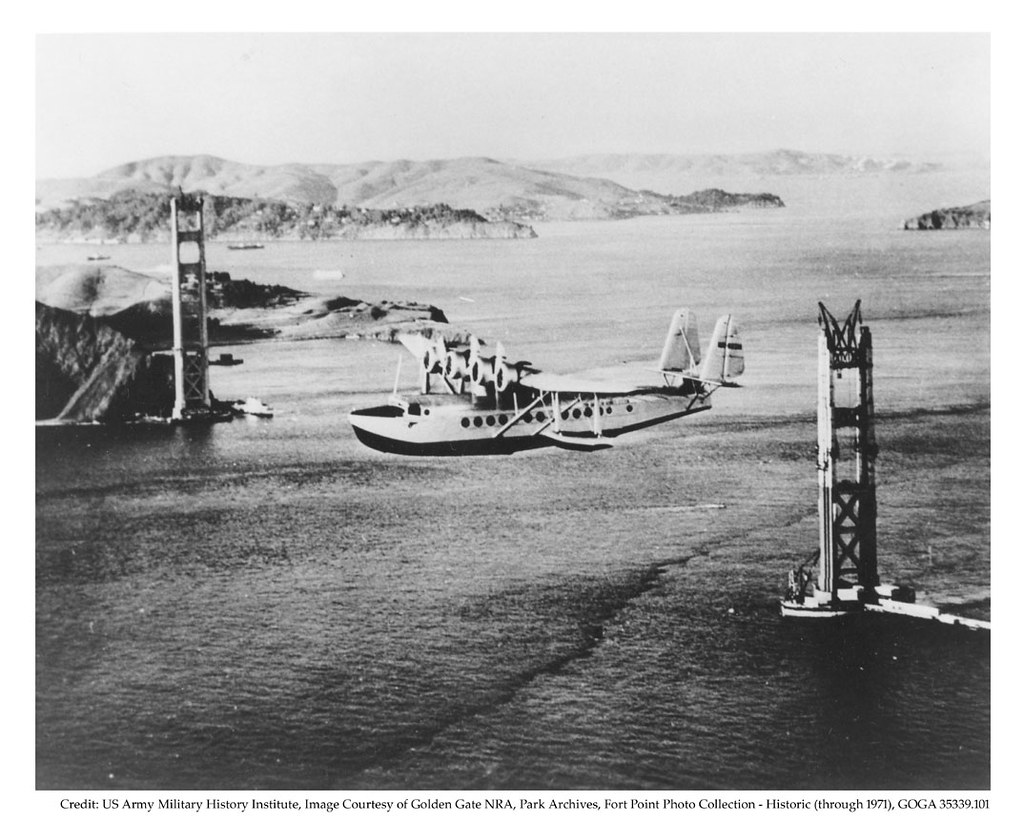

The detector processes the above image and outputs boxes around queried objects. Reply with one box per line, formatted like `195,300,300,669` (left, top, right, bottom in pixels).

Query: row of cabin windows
461,412,525,428
459,403,635,429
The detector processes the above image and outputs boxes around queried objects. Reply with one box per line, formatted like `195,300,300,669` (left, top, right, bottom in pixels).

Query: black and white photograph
28,15,997,816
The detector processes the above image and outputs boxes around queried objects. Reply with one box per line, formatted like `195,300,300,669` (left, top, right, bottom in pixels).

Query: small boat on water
233,397,274,418
227,242,265,250
87,254,110,261
212,353,244,367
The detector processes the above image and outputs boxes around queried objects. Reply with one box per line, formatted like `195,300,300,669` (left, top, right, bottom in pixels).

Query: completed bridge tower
170,193,211,420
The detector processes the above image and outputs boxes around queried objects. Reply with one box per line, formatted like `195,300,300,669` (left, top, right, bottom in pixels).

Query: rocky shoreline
903,199,990,230
35,263,465,422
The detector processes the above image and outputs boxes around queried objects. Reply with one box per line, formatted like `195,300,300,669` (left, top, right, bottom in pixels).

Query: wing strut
493,393,549,438
390,354,403,400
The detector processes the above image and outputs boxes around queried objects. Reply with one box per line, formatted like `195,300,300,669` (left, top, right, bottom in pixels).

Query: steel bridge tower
170,193,211,420
782,301,885,615
781,301,988,628
816,300,879,600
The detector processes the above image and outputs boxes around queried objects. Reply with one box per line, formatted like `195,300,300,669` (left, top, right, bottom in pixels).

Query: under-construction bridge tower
780,301,989,630
782,301,888,615
815,300,879,599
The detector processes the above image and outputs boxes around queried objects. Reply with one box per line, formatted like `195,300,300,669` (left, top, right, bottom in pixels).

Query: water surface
36,179,990,790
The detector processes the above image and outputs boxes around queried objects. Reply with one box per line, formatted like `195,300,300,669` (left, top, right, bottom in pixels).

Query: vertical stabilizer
699,315,744,384
657,308,702,373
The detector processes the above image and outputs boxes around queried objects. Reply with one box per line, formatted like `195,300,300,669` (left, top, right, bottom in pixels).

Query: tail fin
699,315,744,385
657,308,702,373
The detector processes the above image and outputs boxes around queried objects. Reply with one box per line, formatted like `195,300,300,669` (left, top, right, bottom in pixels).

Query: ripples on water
36,196,990,790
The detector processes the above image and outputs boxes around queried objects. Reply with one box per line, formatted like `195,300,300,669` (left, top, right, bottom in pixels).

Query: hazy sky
35,32,990,179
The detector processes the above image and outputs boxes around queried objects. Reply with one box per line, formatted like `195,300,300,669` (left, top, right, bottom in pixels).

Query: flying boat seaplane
348,308,744,456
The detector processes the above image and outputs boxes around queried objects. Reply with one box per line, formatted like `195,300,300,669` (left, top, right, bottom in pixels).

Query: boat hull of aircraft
349,392,712,457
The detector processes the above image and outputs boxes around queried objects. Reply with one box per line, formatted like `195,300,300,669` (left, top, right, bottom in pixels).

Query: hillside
35,155,637,219
36,263,455,348
35,193,537,244
36,154,787,224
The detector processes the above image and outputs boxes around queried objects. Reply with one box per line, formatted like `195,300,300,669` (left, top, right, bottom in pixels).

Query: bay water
36,175,991,790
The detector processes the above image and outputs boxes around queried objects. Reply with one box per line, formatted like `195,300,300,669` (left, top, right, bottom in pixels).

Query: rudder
657,308,702,373
699,315,744,385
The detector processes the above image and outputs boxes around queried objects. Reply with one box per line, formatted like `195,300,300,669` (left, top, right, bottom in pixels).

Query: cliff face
903,200,990,230
36,302,151,421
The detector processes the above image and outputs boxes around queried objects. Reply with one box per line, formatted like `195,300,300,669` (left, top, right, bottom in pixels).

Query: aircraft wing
396,333,432,361
518,372,649,395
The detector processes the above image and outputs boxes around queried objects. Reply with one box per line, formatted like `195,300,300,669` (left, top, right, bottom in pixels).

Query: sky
35,32,991,179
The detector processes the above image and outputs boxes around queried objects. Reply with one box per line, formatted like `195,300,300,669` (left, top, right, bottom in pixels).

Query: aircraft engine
421,336,447,374
494,361,519,392
444,350,469,381
470,356,494,386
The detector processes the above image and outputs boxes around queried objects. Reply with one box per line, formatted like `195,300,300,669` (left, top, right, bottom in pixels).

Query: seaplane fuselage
349,387,712,457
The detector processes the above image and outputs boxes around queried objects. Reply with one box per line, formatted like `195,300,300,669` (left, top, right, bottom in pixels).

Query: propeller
493,341,514,393
444,349,468,380
469,336,493,386
421,334,447,374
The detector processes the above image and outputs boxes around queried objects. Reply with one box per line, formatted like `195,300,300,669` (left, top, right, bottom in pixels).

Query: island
903,200,990,230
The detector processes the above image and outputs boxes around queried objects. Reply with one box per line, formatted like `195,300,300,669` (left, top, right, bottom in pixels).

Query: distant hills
36,149,951,232
31,150,909,222
525,149,943,193
36,155,647,221
538,149,942,176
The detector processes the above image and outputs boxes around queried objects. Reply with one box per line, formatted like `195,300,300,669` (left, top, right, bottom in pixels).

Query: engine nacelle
444,350,469,380
494,361,519,393
422,334,449,375
470,356,495,386
422,348,441,374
